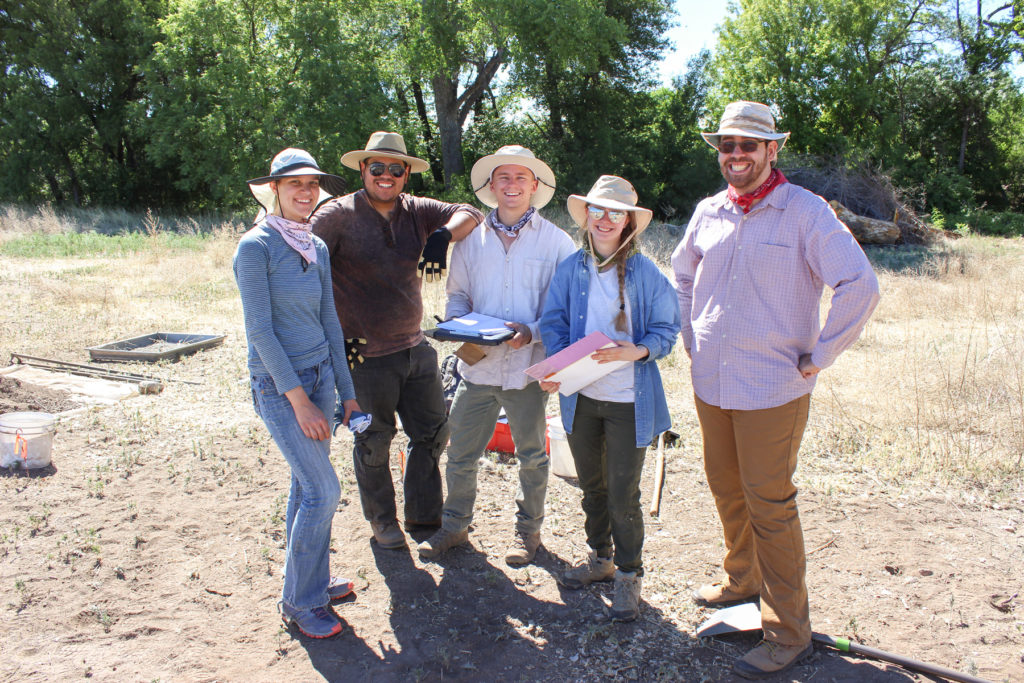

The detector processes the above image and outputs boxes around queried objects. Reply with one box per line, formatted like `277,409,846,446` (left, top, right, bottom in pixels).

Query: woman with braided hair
539,175,680,622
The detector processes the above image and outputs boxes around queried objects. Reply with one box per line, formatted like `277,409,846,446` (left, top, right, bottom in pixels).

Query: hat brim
340,150,430,174
567,194,653,234
247,178,338,218
702,129,789,152
471,154,556,209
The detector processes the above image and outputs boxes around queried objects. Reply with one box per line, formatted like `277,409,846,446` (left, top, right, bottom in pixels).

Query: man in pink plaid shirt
672,101,880,679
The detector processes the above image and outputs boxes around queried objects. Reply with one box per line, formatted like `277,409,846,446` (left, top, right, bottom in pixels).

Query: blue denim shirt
540,250,681,447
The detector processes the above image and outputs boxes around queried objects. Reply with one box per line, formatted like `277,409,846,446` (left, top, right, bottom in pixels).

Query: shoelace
309,606,333,621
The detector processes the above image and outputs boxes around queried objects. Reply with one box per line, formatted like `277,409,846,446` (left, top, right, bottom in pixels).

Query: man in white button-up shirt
418,146,576,565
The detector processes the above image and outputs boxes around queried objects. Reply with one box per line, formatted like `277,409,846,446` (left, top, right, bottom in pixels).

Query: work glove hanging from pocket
345,337,367,369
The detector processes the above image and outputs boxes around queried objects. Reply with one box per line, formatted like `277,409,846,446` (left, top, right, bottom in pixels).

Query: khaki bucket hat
470,145,556,209
340,131,430,173
567,175,653,233
701,101,790,151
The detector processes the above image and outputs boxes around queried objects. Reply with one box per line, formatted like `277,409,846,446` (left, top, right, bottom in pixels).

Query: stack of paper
525,332,628,396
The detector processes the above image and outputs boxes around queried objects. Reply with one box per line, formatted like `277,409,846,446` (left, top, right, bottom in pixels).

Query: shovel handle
812,633,993,683
649,432,666,516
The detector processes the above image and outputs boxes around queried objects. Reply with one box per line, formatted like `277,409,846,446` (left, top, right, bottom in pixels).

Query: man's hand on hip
797,353,821,378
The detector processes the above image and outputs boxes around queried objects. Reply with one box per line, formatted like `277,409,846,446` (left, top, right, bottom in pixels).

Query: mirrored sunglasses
367,162,406,178
718,140,764,154
587,206,628,224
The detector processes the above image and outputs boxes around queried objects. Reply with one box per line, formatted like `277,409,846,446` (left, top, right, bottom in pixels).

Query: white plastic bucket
547,417,576,478
0,412,56,469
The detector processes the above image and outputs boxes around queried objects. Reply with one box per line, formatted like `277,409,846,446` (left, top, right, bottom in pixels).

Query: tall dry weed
808,237,1024,490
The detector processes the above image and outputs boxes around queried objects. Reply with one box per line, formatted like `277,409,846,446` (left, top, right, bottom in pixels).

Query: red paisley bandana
727,168,788,214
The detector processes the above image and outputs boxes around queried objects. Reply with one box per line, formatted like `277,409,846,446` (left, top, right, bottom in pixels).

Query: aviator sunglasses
587,206,628,224
367,161,407,178
718,139,766,154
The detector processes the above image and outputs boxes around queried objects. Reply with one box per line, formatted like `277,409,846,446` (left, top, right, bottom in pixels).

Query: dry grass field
0,204,1021,682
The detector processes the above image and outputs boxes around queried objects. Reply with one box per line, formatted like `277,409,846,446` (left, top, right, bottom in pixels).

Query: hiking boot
370,521,407,549
504,531,541,566
279,602,343,639
733,640,813,679
559,550,614,589
609,570,642,622
692,582,759,606
417,527,469,560
327,576,354,601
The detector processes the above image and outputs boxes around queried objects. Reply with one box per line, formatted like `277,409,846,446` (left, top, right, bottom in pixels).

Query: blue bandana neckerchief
486,207,535,238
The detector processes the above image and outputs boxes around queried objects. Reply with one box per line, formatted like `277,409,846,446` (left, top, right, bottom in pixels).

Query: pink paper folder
525,331,629,397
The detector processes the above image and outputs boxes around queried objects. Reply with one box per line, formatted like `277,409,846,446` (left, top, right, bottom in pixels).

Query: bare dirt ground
1,339,1021,682
2,234,1023,682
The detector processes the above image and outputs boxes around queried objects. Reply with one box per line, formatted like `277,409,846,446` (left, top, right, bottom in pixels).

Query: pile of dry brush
783,157,938,245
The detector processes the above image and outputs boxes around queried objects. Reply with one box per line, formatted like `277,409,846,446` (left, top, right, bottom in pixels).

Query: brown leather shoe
733,640,813,679
692,582,759,606
370,521,407,549
504,531,541,565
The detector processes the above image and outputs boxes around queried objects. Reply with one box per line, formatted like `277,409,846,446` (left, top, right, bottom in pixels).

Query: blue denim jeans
252,358,340,610
442,380,550,535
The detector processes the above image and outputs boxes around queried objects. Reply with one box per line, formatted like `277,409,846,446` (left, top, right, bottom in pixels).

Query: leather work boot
733,639,814,679
559,550,614,589
504,531,541,566
370,521,407,550
609,570,642,622
692,582,759,606
417,527,469,560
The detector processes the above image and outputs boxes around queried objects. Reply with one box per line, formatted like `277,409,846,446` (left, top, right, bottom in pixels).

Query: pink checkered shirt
671,183,879,410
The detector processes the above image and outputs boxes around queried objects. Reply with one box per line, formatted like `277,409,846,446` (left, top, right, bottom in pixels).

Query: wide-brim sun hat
471,145,556,209
247,148,346,216
340,131,430,173
701,100,790,152
567,175,653,234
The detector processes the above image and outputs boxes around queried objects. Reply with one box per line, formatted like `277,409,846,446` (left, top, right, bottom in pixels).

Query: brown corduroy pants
694,393,812,646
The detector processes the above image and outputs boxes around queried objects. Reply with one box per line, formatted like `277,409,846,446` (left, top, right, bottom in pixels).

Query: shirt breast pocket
523,259,554,292
748,244,797,291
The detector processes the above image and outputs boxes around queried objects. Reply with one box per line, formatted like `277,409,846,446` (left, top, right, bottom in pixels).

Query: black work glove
345,337,367,370
418,228,452,282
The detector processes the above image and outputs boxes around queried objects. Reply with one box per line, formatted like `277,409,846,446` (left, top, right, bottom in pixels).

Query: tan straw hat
701,101,790,151
567,175,653,234
340,131,430,173
471,145,556,209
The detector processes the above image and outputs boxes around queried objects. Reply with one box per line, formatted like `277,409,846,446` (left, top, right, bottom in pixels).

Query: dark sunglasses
367,162,406,178
718,140,765,154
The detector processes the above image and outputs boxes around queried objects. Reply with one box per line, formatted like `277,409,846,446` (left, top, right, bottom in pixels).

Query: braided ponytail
612,216,636,332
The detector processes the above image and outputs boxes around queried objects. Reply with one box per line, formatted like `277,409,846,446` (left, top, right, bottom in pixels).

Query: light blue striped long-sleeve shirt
233,223,355,401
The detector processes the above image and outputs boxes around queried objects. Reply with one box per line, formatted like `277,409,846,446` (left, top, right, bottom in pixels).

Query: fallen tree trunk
830,200,900,244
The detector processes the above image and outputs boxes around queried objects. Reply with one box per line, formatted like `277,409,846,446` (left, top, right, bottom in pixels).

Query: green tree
146,0,388,212
349,0,673,188
0,0,166,206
